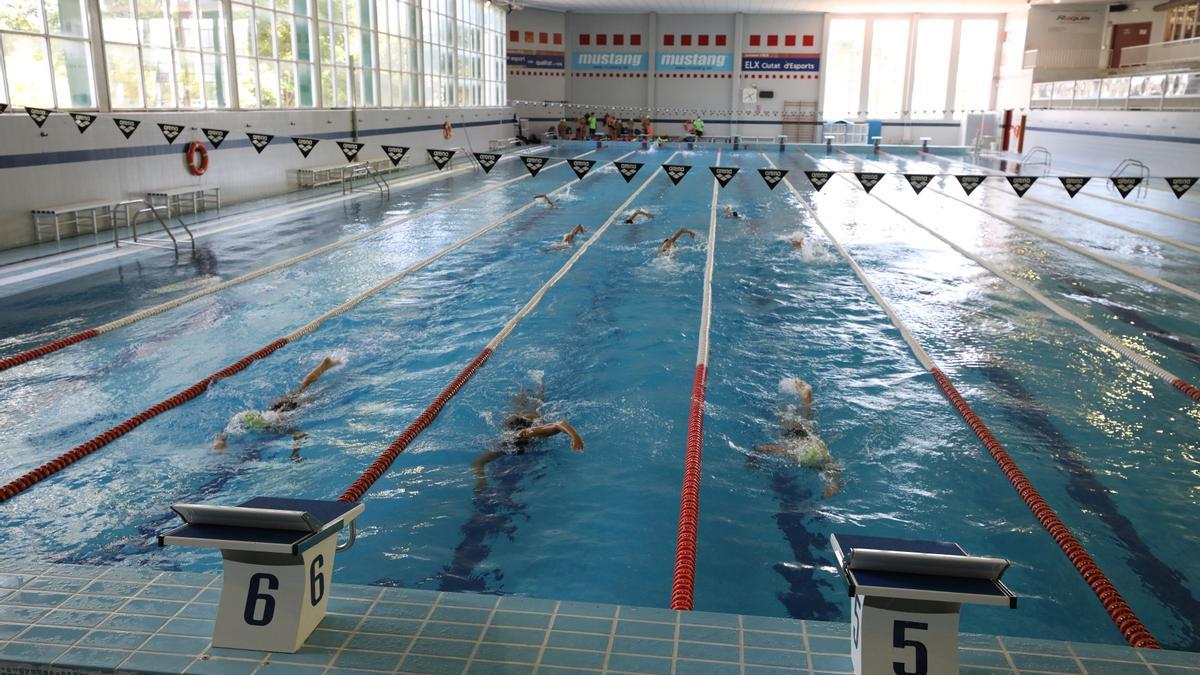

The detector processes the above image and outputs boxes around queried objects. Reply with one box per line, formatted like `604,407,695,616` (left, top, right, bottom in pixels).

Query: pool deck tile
0,563,1195,674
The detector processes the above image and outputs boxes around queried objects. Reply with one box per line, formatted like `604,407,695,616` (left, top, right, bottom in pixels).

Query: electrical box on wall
760,91,775,99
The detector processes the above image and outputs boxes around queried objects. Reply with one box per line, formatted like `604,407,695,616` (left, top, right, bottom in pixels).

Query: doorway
1109,22,1153,68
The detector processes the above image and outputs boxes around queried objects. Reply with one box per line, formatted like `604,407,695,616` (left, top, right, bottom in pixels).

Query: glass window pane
47,0,88,37
198,0,224,51
100,0,138,42
257,58,277,105
50,37,94,106
275,13,292,60
231,2,252,55
255,9,273,57
294,16,310,60
278,60,295,106
911,19,953,119
822,18,865,119
175,49,202,106
867,19,908,117
320,62,333,104
297,61,313,105
0,0,43,33
105,43,143,107
202,51,227,106
172,0,199,49
954,19,998,115
2,32,54,106
138,0,171,47
142,47,175,106
237,55,258,105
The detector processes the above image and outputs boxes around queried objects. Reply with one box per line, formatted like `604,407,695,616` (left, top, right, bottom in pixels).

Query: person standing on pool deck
753,377,842,498
692,116,705,138
659,227,696,254
213,357,342,452
587,112,598,138
471,384,584,493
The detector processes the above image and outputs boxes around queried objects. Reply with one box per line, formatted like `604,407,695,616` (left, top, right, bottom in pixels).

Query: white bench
145,186,221,218
31,200,118,242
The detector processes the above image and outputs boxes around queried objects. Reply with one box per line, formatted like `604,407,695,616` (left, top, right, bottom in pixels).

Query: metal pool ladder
1108,158,1150,199
114,199,195,257
1020,146,1053,176
342,163,390,198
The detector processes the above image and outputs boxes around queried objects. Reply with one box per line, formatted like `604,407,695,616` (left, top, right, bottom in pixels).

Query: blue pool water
0,142,1198,651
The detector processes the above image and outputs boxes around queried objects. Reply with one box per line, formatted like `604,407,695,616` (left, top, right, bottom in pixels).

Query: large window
953,19,999,116
866,19,909,118
232,0,316,108
823,19,864,119
420,0,453,106
378,0,418,107
910,19,953,119
101,0,229,109
1165,2,1198,41
0,0,95,108
317,0,375,107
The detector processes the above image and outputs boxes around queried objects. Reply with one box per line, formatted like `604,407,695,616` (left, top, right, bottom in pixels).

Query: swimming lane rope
338,150,680,503
0,150,574,374
670,151,721,611
764,155,1161,648
0,152,623,502
829,167,1200,404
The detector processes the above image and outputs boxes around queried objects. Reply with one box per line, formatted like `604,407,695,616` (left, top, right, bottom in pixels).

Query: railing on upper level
1121,37,1200,69
1030,70,1200,110
1022,48,1110,71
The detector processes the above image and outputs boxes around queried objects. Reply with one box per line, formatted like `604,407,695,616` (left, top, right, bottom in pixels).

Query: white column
85,0,111,111
944,18,962,121
858,18,873,119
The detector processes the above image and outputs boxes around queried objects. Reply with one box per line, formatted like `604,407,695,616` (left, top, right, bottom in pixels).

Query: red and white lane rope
915,151,1200,255
0,149,588,374
0,154,627,502
828,168,1200,404
670,150,722,611
766,155,1161,648
337,150,681,503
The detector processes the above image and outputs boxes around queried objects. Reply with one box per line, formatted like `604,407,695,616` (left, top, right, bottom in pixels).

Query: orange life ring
443,120,453,139
186,141,208,176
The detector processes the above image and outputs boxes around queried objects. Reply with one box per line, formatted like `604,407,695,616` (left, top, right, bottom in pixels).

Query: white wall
1023,109,1200,175
0,107,515,250
507,8,567,125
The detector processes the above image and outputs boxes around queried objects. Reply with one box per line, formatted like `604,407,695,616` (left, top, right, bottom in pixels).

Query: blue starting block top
831,533,1016,608
158,497,364,556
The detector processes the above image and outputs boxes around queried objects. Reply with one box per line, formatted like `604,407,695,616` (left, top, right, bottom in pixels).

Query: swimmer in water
789,236,804,249
753,377,843,498
212,357,342,454
561,224,586,245
723,205,742,219
471,384,584,493
534,194,557,207
623,209,654,224
659,227,696,254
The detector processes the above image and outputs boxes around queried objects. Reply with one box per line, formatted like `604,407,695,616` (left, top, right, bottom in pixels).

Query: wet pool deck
0,561,1197,674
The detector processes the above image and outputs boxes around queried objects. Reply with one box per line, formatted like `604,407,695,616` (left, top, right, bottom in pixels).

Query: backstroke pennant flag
662,164,691,185
337,141,364,162
1165,177,1197,199
854,172,884,194
1110,176,1142,198
428,148,456,169
25,107,51,128
521,155,547,177
157,122,184,144
757,168,788,190
69,113,95,134
903,174,934,195
473,152,500,174
247,133,274,154
203,128,228,148
616,161,644,183
292,137,319,158
955,175,987,196
114,118,140,139
1006,176,1038,198
382,145,409,166
710,166,739,188
569,159,595,180
804,170,833,192
1059,176,1090,198
0,103,8,113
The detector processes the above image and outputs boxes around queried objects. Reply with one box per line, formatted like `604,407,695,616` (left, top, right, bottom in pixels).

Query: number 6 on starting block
159,497,363,653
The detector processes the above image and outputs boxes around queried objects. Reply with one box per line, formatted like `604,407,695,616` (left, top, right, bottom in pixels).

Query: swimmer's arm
472,451,506,493
213,432,227,450
297,357,341,392
754,444,790,458
516,421,585,451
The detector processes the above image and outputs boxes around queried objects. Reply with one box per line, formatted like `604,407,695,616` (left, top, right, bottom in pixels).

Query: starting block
920,136,932,151
825,135,835,153
159,497,363,653
777,134,787,151
831,533,1016,675
871,136,883,152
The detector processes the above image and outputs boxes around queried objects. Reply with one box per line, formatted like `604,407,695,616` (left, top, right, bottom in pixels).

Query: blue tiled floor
0,561,1196,674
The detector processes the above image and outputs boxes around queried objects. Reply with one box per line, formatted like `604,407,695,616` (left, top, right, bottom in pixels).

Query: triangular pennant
1110,176,1142,198
202,128,228,148
521,155,547,177
247,132,274,154
615,161,644,183
854,172,884,194
662,164,692,186
427,149,456,170
709,166,739,188
25,107,51,127
757,168,788,190
337,141,364,162
473,152,500,173
157,122,184,144
0,102,7,113
1059,176,1090,198
69,112,95,134
804,171,833,192
569,159,595,180
903,174,934,195
382,145,409,166
292,137,319,158
1006,176,1038,198
114,118,140,139
1165,177,1196,199
956,175,987,196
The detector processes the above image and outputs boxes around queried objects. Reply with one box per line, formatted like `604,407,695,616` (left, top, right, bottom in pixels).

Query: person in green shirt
692,116,705,138
587,112,598,137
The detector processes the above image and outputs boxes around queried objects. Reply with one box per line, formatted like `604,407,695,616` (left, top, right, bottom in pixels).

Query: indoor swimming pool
0,141,1197,652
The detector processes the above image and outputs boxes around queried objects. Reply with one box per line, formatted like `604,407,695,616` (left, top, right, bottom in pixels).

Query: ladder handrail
1108,158,1150,198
